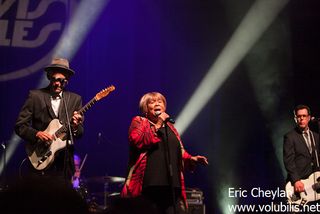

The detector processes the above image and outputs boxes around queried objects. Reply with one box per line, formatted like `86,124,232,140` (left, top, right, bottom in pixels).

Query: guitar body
29,119,67,170
286,171,320,205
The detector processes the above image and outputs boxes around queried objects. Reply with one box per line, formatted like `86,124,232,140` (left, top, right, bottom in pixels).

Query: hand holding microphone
155,111,175,124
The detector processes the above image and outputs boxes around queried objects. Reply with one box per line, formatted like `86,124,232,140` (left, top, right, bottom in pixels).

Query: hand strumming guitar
36,131,53,144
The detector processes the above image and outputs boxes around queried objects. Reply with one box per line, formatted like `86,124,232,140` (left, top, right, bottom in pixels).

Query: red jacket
121,116,193,207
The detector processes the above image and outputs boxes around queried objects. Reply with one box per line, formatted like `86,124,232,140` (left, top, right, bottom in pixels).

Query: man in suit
15,58,84,185
283,104,320,193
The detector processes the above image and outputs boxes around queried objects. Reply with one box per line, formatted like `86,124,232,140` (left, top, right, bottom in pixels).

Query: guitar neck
55,97,97,137
54,85,115,138
79,97,97,115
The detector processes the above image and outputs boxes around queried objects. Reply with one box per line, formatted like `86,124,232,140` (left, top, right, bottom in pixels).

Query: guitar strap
309,131,320,203
310,131,320,169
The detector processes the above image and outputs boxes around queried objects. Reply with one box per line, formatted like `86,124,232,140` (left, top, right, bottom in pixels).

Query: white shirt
51,92,62,117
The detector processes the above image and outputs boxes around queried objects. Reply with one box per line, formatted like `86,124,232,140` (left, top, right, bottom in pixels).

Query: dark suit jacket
283,127,320,184
15,87,84,176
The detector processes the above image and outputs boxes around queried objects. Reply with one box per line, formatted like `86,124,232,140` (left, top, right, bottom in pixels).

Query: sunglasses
50,78,67,84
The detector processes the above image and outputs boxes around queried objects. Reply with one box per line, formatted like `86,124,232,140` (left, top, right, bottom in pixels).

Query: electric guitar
28,85,115,170
286,171,320,205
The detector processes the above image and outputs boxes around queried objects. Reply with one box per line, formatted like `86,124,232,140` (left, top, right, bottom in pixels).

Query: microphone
155,111,175,124
61,79,68,88
166,118,175,124
311,117,320,122
1,142,5,150
37,151,52,167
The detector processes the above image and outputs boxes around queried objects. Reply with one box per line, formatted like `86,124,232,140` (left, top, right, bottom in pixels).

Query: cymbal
86,176,125,183
91,192,120,197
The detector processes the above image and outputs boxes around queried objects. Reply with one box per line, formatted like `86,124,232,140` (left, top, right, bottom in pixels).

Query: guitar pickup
37,151,53,166
290,192,301,202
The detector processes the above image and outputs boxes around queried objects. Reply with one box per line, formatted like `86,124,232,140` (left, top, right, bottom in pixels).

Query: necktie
303,131,312,154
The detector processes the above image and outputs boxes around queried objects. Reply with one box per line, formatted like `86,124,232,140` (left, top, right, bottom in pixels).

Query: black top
143,126,182,188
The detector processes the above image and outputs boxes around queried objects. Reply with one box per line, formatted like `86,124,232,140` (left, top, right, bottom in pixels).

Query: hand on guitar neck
71,111,83,129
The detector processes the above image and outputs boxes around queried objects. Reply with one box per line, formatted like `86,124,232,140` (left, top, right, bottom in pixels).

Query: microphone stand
62,93,75,186
310,119,320,170
163,123,177,214
1,141,6,191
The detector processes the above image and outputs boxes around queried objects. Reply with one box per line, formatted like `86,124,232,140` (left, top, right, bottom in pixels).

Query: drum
85,176,125,210
73,177,90,202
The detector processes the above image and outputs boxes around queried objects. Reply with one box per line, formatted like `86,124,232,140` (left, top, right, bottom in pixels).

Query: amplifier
186,188,205,214
188,204,205,214
186,188,204,205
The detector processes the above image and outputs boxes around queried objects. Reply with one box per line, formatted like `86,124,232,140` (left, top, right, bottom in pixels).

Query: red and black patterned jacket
121,116,193,208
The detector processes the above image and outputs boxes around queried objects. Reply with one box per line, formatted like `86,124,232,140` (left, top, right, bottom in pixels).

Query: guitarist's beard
50,83,64,95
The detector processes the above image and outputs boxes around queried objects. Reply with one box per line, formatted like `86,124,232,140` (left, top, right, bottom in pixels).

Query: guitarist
15,58,84,186
283,105,320,199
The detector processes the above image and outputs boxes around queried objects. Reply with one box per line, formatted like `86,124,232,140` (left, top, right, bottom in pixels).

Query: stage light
175,0,289,136
218,180,238,214
173,1,289,213
54,0,110,58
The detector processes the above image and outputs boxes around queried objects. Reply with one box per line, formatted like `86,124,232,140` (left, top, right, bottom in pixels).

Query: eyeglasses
295,114,309,119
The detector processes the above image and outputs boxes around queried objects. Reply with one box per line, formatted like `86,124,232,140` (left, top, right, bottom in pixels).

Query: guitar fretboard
55,97,98,138
53,85,115,139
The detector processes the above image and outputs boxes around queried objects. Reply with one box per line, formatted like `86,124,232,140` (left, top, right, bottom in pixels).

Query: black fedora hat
45,58,75,79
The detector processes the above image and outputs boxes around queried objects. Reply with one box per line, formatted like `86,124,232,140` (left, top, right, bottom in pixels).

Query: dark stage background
1,0,320,213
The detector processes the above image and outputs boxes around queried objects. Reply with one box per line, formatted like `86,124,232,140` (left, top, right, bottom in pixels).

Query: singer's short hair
139,92,167,114
294,104,311,116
